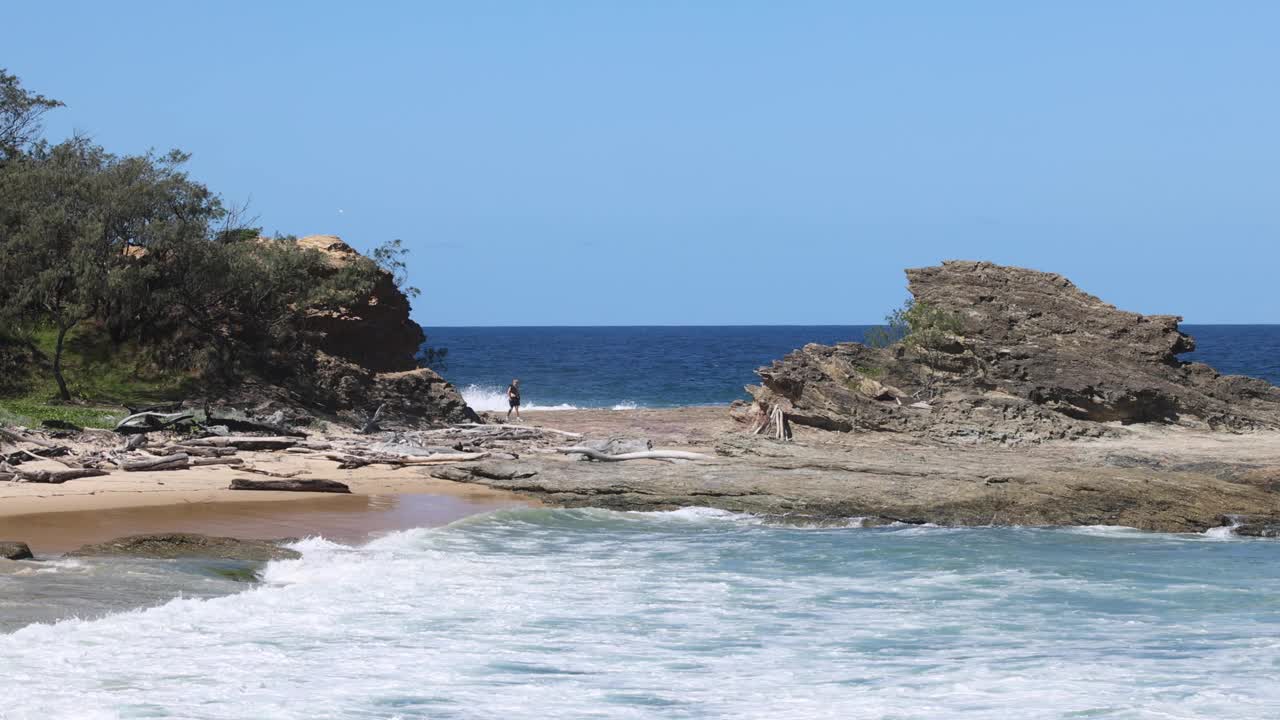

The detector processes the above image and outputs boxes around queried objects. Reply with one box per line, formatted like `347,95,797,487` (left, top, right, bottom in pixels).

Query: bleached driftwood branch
114,411,194,435
555,447,713,462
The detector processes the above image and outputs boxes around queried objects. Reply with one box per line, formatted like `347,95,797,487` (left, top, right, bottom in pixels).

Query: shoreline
0,449,536,555
4,405,1280,552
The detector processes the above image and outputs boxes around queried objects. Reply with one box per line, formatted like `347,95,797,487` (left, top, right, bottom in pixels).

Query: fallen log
322,451,489,469
190,457,245,467
229,478,351,493
0,426,55,448
12,468,109,484
156,445,239,458
120,453,190,472
182,436,298,451
555,447,713,462
114,411,195,435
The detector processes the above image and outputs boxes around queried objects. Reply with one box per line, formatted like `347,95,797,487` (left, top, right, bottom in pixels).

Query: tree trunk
52,321,72,401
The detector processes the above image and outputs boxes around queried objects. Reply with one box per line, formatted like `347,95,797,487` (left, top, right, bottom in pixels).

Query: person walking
506,379,522,422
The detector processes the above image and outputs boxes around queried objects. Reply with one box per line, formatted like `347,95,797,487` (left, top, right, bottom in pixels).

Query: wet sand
3,492,529,554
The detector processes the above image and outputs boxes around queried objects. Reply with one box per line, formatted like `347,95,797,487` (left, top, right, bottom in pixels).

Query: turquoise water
2,508,1278,719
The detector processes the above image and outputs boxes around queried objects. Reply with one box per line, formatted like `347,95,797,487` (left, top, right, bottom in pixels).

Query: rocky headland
230,235,477,428
430,262,1280,534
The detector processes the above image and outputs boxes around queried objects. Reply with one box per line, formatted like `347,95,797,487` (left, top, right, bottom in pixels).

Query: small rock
0,541,34,561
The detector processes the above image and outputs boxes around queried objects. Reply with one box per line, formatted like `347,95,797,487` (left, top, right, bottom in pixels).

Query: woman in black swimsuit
506,379,521,421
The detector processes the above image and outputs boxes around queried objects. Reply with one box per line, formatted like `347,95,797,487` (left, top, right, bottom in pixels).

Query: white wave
3,513,1280,719
460,384,645,412
1202,517,1244,541
459,384,579,411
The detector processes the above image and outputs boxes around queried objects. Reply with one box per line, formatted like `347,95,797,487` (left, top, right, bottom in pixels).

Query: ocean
2,325,1279,719
430,324,1280,410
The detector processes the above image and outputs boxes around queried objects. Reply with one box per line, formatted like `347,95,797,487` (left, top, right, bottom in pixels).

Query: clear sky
6,1,1277,325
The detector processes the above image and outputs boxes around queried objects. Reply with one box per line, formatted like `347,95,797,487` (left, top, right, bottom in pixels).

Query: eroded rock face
296,235,425,373
746,261,1280,443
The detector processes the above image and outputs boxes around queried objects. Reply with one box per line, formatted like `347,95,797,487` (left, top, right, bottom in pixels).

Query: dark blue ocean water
425,324,1280,410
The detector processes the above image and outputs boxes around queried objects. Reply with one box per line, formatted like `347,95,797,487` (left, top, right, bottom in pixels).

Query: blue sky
7,1,1277,325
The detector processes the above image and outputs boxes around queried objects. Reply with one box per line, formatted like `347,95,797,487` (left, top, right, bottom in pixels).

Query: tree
371,238,420,298
864,299,965,350
0,68,62,161
0,139,115,398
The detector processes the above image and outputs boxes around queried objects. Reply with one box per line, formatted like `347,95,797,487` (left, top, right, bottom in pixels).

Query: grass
0,325,196,429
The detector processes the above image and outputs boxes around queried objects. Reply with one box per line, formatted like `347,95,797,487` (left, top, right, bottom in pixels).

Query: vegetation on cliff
0,69,444,426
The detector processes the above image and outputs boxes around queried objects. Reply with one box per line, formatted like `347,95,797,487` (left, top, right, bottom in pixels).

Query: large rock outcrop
745,261,1280,443
295,235,424,373
287,235,477,426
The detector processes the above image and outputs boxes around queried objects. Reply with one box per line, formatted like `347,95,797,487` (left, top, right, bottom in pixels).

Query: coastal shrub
864,299,965,350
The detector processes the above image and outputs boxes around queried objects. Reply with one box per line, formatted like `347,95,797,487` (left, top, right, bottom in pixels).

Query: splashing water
2,508,1278,719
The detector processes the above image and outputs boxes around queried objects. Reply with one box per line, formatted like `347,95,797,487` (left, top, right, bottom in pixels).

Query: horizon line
420,322,1280,329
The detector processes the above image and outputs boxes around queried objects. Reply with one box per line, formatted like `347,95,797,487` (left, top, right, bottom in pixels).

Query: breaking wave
460,384,641,412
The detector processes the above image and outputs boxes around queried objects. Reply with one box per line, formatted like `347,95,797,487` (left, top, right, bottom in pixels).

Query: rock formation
743,261,1280,443
295,235,423,373
70,533,301,561
287,235,478,426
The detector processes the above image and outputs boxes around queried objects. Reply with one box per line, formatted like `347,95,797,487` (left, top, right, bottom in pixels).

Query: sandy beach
0,446,535,553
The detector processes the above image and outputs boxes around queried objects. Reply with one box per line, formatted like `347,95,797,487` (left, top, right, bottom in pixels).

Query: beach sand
0,449,534,553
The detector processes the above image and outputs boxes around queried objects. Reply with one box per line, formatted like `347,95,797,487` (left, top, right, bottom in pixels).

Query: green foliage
371,238,421,298
214,227,262,244
0,68,63,160
864,299,965,350
0,398,124,430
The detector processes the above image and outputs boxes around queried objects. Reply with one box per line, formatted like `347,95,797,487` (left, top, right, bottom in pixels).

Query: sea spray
2,509,1279,719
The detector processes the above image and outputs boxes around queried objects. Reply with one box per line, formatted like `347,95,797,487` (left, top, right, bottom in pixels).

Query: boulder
70,533,300,561
747,261,1280,443
0,541,33,561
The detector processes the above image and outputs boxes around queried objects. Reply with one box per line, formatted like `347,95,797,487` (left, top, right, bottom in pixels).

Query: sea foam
460,384,641,412
2,510,1278,719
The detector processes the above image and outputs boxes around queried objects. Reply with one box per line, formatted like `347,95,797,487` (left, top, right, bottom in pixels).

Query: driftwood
229,478,351,493
183,436,298,451
359,403,386,435
239,466,303,479
323,451,488,469
120,453,190,472
189,457,245,467
555,447,713,462
0,426,55,448
582,437,653,455
114,411,195,435
10,467,109,484
156,445,239,458
452,423,583,438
